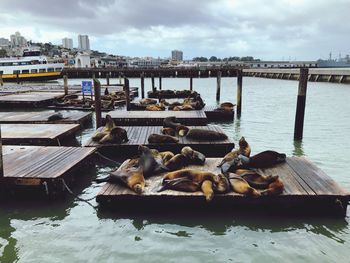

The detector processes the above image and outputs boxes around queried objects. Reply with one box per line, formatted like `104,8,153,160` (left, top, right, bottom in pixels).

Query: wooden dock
0,111,92,125
204,106,234,121
85,125,234,156
96,157,350,217
0,145,96,196
102,110,208,126
0,91,65,108
1,124,81,146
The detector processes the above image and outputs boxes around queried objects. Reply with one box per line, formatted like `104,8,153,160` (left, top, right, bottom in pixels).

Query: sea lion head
213,174,230,193
181,146,206,164
133,183,144,194
239,136,248,148
176,125,189,137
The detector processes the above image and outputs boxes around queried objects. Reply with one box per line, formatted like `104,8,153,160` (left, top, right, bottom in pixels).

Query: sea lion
220,102,235,109
217,136,251,167
186,129,228,141
138,145,169,177
139,98,157,105
261,178,284,196
158,151,175,163
95,168,145,194
104,88,109,95
240,171,279,189
91,114,116,141
228,174,261,197
146,103,165,111
148,134,179,144
201,180,214,202
161,127,176,136
164,154,187,171
175,125,190,137
181,146,206,165
47,112,64,121
99,127,129,144
163,116,181,129
156,177,199,192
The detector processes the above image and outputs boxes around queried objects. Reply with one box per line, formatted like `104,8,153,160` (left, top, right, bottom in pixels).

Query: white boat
0,48,64,82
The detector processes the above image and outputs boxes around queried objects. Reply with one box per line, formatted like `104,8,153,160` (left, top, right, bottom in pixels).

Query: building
0,38,10,48
75,53,91,68
10,32,27,47
62,38,73,49
129,57,164,68
78,35,90,51
171,50,183,61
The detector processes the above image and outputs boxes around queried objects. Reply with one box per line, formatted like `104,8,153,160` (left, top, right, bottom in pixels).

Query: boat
0,48,64,82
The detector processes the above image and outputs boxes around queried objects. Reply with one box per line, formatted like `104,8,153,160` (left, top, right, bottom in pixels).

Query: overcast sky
1,0,349,60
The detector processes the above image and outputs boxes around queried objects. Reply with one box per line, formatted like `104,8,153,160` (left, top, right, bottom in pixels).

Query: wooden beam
159,74,162,90
151,74,155,92
141,72,145,99
237,69,243,116
63,75,68,95
0,125,3,177
106,72,110,86
190,76,193,91
0,74,3,86
93,78,102,128
216,71,221,101
294,68,309,140
124,78,131,111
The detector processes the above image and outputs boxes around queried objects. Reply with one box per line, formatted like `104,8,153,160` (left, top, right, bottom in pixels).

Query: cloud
0,0,349,60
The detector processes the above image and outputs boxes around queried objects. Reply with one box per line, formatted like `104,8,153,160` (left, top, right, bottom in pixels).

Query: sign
82,81,92,94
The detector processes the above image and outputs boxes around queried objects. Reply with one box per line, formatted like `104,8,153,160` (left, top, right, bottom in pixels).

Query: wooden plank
0,124,80,145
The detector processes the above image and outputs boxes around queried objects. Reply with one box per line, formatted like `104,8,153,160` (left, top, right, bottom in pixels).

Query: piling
124,78,131,111
16,73,20,84
151,74,155,92
119,73,122,84
141,73,145,99
190,77,193,91
159,75,162,90
0,125,3,177
106,72,110,86
216,71,221,101
294,68,309,140
0,74,3,86
237,69,243,116
93,78,102,128
63,75,68,95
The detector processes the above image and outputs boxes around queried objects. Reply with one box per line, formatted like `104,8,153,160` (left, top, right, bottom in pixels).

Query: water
1,77,350,262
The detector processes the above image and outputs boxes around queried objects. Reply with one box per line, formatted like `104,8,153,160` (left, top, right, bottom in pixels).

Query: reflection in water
0,215,18,263
293,139,305,156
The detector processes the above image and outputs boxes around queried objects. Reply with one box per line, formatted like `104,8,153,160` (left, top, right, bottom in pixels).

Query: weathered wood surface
85,125,234,156
0,124,80,145
0,92,65,107
97,157,350,217
0,146,96,190
0,111,92,125
103,110,208,126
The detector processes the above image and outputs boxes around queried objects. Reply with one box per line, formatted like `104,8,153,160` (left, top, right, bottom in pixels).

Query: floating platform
1,124,81,146
0,91,65,108
204,106,234,121
147,90,196,99
102,110,208,126
0,145,96,196
96,157,350,217
85,125,234,156
0,111,92,126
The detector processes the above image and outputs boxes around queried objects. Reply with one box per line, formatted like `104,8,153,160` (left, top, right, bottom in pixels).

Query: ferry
0,49,64,82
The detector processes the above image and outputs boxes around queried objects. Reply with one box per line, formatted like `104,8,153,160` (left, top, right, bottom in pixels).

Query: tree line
192,56,260,62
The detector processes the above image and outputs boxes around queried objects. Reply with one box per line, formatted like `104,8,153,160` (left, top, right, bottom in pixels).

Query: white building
10,32,27,47
75,53,91,68
62,38,73,49
171,50,183,61
0,38,10,48
78,35,90,51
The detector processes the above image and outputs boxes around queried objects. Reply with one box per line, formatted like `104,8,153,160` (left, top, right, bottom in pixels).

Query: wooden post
0,125,3,178
216,71,221,101
159,74,162,90
63,75,68,95
124,78,131,111
106,72,110,86
294,68,309,140
16,73,20,84
190,76,193,91
0,74,3,86
119,73,122,84
237,69,243,116
141,73,145,99
93,78,102,128
151,74,155,92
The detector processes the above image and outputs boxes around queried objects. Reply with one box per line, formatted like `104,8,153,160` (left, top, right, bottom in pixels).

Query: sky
0,0,349,60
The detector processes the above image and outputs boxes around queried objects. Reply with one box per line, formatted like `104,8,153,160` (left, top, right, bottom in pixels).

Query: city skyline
0,0,349,60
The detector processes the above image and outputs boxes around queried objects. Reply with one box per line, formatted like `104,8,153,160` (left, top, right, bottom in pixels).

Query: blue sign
82,81,92,94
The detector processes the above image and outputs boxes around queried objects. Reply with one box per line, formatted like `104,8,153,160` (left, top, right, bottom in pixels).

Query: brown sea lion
95,168,145,194
91,114,116,141
148,134,179,144
220,102,235,109
186,129,228,141
139,98,157,105
201,180,214,202
217,136,251,167
181,146,206,165
158,151,175,163
261,178,284,196
228,174,261,197
163,116,181,129
138,145,169,177
248,151,286,168
99,127,129,144
161,127,176,136
164,154,187,171
47,112,65,121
